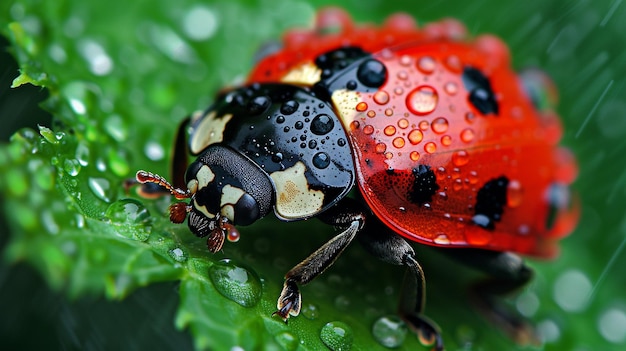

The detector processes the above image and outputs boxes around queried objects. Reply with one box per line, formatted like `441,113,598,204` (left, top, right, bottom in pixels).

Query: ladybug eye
462,66,499,115
519,68,559,111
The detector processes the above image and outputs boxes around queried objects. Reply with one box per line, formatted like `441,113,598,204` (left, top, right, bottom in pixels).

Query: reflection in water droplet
417,56,435,74
372,315,407,348
424,142,436,154
208,259,262,307
553,269,591,312
431,117,449,134
598,308,626,343
374,90,390,105
356,102,368,112
320,321,353,351
407,129,423,145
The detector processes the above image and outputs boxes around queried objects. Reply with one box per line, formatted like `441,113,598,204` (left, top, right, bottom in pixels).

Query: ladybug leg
358,224,444,351
274,201,366,321
443,249,537,345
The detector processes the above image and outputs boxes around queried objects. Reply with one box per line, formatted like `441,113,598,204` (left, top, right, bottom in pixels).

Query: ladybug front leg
442,249,537,345
274,200,366,321
358,223,444,351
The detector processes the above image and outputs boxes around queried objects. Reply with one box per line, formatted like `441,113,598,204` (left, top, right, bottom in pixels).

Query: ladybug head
182,145,274,252
136,145,274,252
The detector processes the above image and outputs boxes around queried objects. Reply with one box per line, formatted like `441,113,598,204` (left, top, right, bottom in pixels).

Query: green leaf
2,0,626,351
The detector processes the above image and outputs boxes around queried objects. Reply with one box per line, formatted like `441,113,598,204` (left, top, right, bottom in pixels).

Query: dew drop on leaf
105,198,151,241
208,259,262,307
301,303,319,320
320,321,353,351
371,315,407,348
168,247,188,263
88,177,113,203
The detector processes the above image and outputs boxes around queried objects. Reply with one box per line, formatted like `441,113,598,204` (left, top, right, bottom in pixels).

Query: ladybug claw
274,279,301,321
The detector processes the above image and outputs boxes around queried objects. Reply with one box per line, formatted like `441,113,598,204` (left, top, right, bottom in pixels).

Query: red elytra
248,7,578,258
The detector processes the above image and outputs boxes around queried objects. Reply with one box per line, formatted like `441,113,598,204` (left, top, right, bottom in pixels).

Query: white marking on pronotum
190,112,233,154
196,165,215,189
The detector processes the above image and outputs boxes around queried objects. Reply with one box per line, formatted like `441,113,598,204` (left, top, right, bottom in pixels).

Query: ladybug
136,7,578,350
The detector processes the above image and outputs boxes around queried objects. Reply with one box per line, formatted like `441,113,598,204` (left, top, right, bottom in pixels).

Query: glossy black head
184,144,274,237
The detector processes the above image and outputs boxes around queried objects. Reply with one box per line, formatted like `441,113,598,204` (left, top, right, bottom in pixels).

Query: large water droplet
372,315,407,348
182,5,218,41
88,177,113,203
208,259,262,307
406,86,438,115
320,321,353,351
105,199,151,241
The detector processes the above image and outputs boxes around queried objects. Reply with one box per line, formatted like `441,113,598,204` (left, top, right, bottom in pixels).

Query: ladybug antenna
136,170,191,200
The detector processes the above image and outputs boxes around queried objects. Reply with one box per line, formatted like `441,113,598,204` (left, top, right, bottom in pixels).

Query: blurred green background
1,0,625,350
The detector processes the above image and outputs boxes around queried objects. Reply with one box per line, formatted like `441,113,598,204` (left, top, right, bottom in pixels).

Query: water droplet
407,129,423,145
396,70,408,80
406,86,438,115
182,5,218,41
392,137,405,149
424,142,436,154
334,295,351,310
105,199,151,241
88,177,113,203
363,125,374,135
383,125,396,136
311,114,334,135
460,128,475,143
275,331,299,351
537,319,560,343
444,81,458,95
375,143,387,153
465,111,476,124
507,180,523,207
349,121,360,130
394,87,403,95
434,234,450,245
75,141,90,166
399,55,412,66
301,303,319,320
108,148,130,176
384,108,394,116
357,59,387,88
410,151,420,161
320,321,353,351
444,55,462,73
441,135,452,146
452,150,469,166
105,114,128,141
397,118,409,129
431,117,449,134
417,56,436,74
294,121,304,130
168,247,188,262
553,269,591,312
373,91,390,105
208,259,262,307
247,95,271,115
372,315,407,348
312,152,331,169
144,141,165,161
64,158,81,176
516,291,540,317
337,138,346,146
367,110,376,118
281,100,299,115
418,120,429,130
598,308,626,343
77,39,114,76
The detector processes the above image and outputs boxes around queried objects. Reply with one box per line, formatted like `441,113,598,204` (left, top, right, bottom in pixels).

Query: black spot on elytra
472,176,509,230
409,165,440,205
462,67,499,115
